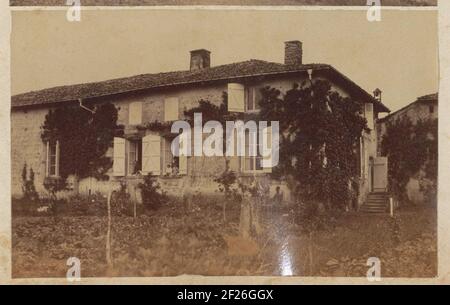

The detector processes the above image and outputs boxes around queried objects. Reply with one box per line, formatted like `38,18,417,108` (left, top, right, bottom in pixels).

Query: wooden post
390,197,394,218
133,186,137,219
106,190,112,267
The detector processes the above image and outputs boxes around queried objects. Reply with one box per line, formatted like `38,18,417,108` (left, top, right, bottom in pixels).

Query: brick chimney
284,40,303,66
190,49,211,71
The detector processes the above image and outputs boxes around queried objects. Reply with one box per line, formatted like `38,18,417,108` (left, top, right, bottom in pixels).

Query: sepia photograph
8,5,438,281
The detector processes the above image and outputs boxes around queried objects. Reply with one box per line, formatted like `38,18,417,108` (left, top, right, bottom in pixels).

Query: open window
242,126,273,173
128,139,142,175
245,87,262,112
113,134,187,177
162,136,187,176
46,140,60,177
242,130,263,173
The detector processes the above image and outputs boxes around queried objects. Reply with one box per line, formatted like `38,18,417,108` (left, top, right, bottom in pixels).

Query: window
46,141,60,177
128,139,142,175
365,103,374,130
129,102,143,125
162,137,180,176
429,105,434,114
246,87,261,112
164,97,179,121
243,130,263,172
114,135,187,177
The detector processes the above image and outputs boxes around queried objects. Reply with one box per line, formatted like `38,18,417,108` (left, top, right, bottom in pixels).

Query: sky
11,8,438,113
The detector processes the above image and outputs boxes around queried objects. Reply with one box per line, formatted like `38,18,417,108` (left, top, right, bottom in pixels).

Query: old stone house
377,93,438,204
11,41,390,206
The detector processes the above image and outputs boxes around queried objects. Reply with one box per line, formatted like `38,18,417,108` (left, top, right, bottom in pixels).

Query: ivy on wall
258,80,367,208
381,116,437,204
41,102,121,181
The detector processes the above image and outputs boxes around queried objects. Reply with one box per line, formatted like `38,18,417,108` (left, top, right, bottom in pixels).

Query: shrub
21,163,39,202
138,173,167,210
68,192,107,216
111,181,133,216
214,160,241,202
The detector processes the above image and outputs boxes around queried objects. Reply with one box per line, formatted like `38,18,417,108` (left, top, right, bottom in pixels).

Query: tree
258,80,367,209
41,102,121,182
138,173,168,210
21,163,39,202
381,116,437,204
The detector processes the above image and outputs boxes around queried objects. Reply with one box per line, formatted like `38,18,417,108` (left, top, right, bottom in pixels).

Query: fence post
106,190,113,267
389,197,394,218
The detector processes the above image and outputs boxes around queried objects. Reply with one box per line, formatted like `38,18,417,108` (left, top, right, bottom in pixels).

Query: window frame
245,87,261,113
429,105,434,114
242,130,265,174
127,139,143,176
46,140,60,177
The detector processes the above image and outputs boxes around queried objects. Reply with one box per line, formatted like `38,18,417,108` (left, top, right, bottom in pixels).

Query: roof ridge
12,60,388,112
12,58,286,98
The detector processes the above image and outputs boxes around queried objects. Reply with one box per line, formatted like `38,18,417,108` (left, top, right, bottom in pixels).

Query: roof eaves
11,63,327,109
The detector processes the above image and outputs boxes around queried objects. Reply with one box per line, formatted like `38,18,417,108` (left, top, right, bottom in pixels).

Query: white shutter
129,102,143,125
113,137,126,176
142,134,161,175
365,103,374,130
179,137,187,175
164,97,179,121
262,126,273,173
228,83,245,113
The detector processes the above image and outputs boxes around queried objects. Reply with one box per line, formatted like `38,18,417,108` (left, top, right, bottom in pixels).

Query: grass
12,198,436,278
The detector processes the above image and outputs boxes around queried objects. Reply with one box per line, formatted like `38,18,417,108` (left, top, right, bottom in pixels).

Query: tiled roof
11,59,389,112
417,93,438,101
378,92,438,123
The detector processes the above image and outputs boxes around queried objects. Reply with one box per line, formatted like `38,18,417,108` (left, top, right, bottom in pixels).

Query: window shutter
142,134,161,175
262,126,273,173
365,103,374,130
129,102,143,125
164,97,179,121
113,137,126,176
178,137,188,175
228,83,245,113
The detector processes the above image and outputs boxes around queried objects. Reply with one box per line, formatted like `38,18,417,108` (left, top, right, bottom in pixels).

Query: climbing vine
258,80,367,209
381,116,437,204
41,102,121,181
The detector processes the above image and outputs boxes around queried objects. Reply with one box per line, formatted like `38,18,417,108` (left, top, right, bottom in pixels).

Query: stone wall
11,108,49,197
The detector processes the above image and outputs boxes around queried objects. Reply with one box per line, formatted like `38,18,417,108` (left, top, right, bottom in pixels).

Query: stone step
367,197,389,201
361,206,387,211
367,198,389,202
360,192,391,214
362,203,387,207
